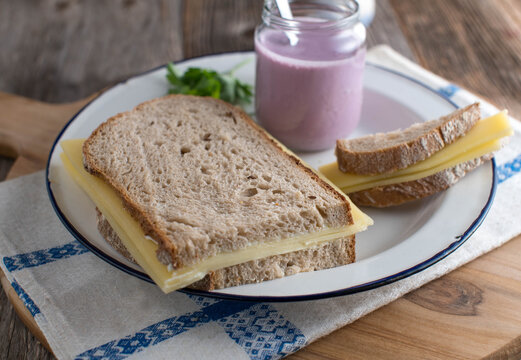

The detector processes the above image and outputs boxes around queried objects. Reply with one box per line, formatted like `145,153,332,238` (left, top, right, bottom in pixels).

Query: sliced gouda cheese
319,112,512,194
60,139,372,293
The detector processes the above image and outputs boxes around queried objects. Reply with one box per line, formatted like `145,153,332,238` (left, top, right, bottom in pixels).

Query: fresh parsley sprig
166,59,253,108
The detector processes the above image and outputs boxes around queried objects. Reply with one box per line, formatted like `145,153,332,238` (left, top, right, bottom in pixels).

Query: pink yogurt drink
255,1,366,151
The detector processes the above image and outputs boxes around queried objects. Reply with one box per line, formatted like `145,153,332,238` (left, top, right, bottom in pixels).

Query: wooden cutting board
1,90,521,359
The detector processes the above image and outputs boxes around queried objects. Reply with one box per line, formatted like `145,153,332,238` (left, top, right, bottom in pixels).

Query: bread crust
83,95,352,269
349,155,491,207
95,209,355,290
336,103,481,175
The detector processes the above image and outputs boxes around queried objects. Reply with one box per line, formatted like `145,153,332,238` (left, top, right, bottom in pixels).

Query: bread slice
336,103,481,175
83,95,353,272
349,155,491,207
96,209,355,290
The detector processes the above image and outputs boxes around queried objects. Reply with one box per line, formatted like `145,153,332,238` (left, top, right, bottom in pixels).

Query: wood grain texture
0,92,92,164
366,0,416,59
0,275,51,357
390,0,521,119
183,0,263,58
404,277,483,316
0,290,52,360
0,0,184,103
485,335,521,360
182,0,415,59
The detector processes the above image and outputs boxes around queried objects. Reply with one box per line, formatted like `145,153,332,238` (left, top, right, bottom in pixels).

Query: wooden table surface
1,0,521,359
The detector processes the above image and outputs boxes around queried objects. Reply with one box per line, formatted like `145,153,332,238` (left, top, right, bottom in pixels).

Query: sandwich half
320,103,513,207
95,208,356,290
60,95,372,292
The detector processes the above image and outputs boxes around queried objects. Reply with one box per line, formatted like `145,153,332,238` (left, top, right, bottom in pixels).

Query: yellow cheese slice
319,112,512,194
60,139,372,293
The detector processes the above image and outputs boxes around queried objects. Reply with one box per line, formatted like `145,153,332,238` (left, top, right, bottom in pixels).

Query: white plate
46,52,496,301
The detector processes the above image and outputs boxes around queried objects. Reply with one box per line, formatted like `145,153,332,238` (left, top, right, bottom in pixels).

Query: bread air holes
242,188,258,197
180,146,191,155
316,205,328,219
262,175,271,182
157,177,172,185
272,189,284,195
223,111,237,125
258,183,270,190
299,209,312,218
308,195,316,200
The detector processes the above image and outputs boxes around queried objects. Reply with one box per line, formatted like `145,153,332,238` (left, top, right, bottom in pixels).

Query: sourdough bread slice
349,155,491,207
336,103,481,175
95,209,355,290
83,95,353,271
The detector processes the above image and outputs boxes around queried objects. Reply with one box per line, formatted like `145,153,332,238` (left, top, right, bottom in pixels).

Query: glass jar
255,0,366,151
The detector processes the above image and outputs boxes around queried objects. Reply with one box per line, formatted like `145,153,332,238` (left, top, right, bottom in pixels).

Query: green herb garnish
166,59,253,108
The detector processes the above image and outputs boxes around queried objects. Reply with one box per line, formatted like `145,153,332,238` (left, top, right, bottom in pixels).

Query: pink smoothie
255,27,365,151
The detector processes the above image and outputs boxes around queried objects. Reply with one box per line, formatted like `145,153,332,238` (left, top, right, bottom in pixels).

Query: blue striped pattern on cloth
497,153,521,184
75,298,305,360
11,279,41,316
217,303,306,359
74,300,255,360
2,242,306,360
3,240,88,272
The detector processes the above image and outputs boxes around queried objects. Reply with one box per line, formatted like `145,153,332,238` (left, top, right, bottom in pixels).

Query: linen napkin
1,45,521,360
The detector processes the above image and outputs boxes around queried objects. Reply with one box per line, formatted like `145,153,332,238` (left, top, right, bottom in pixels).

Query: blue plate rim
45,51,497,302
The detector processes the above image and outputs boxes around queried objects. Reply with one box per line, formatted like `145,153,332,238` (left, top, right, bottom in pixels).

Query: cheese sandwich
320,103,513,207
60,95,372,292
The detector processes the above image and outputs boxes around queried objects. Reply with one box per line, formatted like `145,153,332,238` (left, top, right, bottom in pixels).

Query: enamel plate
46,52,496,301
